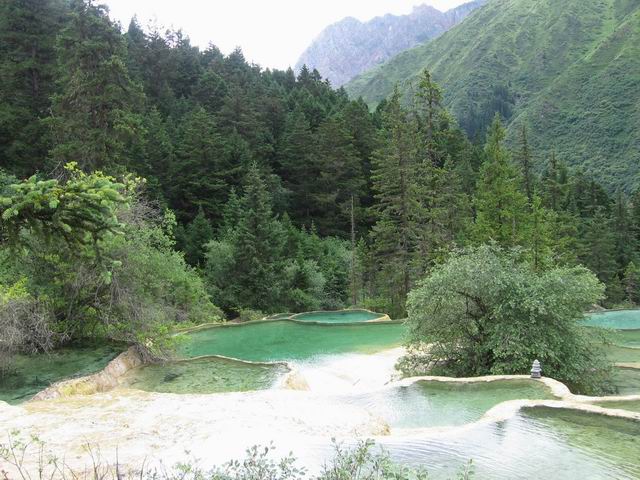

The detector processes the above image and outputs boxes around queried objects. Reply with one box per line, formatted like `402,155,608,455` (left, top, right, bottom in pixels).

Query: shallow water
340,379,555,429
177,321,405,362
611,329,640,348
371,407,640,479
292,310,384,323
594,399,640,413
610,367,640,395
0,342,122,404
584,309,640,330
604,344,640,363
118,356,289,394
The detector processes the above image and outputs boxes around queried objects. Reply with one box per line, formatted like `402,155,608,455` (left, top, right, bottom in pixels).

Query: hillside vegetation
345,0,640,191
295,0,485,87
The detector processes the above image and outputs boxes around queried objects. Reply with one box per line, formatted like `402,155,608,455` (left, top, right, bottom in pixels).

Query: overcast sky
103,0,470,70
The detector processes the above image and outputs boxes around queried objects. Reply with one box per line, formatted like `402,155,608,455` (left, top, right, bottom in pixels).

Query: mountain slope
345,0,640,191
295,1,486,87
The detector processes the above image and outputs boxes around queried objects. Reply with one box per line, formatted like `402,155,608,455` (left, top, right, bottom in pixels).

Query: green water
118,357,289,394
0,343,122,404
291,310,384,323
604,344,640,363
584,309,640,330
177,321,405,362
343,379,555,429
610,367,640,395
594,399,640,413
376,407,640,479
611,329,640,348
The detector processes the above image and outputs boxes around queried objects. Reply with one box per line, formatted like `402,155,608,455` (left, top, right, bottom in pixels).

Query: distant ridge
295,1,487,87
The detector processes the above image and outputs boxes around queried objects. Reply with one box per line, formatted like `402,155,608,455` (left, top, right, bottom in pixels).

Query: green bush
404,244,612,395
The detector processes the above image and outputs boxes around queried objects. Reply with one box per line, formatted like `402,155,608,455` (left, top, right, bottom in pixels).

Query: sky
103,0,470,70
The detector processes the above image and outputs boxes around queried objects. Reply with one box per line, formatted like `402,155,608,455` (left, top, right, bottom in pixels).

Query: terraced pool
339,379,556,429
176,320,405,362
118,356,289,394
0,342,123,404
290,309,386,323
376,407,640,479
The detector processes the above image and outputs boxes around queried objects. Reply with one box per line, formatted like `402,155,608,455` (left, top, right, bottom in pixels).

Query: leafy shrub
404,244,612,395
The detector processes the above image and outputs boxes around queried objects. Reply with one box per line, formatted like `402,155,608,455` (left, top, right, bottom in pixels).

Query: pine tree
473,114,529,247
579,209,619,303
612,191,636,273
524,196,554,270
623,261,640,305
517,125,535,204
313,113,364,236
183,207,214,267
276,107,316,224
48,0,145,171
231,163,285,311
370,89,421,316
0,0,65,175
170,107,228,221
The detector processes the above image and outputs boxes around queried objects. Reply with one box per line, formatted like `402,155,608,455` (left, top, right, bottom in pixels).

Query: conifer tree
517,125,535,204
0,0,65,175
612,191,636,273
230,163,285,311
48,0,145,171
370,89,420,315
313,113,364,236
623,261,640,304
473,114,529,247
170,107,228,221
579,209,619,303
182,207,214,267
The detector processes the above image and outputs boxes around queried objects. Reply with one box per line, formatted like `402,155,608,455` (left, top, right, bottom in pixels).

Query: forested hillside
1,0,640,360
295,0,485,87
345,0,640,191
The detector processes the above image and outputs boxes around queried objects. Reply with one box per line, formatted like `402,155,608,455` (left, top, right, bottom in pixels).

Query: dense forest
1,0,639,364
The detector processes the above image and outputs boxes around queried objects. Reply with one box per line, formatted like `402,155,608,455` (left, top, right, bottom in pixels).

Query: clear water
177,321,405,362
0,342,122,404
584,309,640,330
369,407,640,479
118,357,289,394
291,310,384,323
610,367,640,395
594,399,640,413
604,344,640,364
611,329,640,348
340,379,555,429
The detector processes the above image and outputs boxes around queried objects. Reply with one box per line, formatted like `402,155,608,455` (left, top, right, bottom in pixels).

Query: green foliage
346,0,640,191
204,167,351,315
473,115,529,247
0,169,221,359
179,207,214,267
0,0,64,176
405,245,611,395
0,163,128,251
48,0,145,171
1,434,473,480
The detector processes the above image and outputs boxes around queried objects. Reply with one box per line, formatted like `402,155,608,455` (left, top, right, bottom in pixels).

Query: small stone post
530,359,542,379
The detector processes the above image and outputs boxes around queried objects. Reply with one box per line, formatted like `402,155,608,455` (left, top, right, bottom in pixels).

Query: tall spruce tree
230,163,285,311
517,125,535,204
48,0,144,171
473,114,529,247
170,107,229,221
370,89,421,316
0,0,65,175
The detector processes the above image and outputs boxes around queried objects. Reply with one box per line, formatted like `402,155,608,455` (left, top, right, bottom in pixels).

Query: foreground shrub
0,435,472,480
